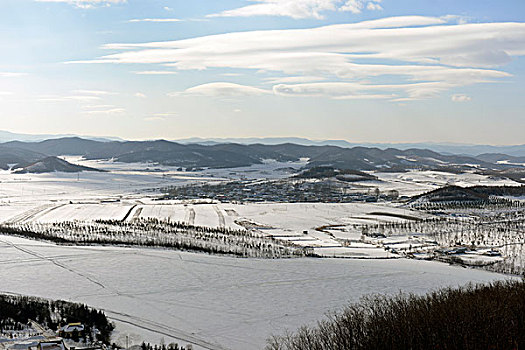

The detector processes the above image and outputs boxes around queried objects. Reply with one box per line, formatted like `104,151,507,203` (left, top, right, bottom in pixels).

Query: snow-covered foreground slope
0,235,513,350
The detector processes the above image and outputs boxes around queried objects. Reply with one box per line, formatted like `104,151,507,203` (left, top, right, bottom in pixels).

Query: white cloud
171,82,271,97
264,76,327,84
133,70,178,75
128,18,182,23
76,16,525,101
273,81,449,100
208,0,340,19
83,108,126,115
366,2,382,11
38,92,108,102
273,81,380,98
35,0,126,9
221,73,243,77
144,116,166,121
0,91,13,96
39,95,102,102
207,0,384,19
152,113,178,117
39,90,117,103
67,95,103,101
73,89,115,95
171,81,453,101
340,0,363,14
81,104,115,109
135,92,147,98
451,94,472,102
95,16,523,70
144,112,178,121
0,72,28,77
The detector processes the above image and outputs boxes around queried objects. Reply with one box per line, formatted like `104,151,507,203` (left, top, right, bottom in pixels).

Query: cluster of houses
167,178,395,203
1,323,103,350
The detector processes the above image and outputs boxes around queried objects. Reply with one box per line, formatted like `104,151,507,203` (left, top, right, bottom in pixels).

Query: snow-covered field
2,159,519,206
0,235,514,350
1,201,430,258
0,162,520,259
0,162,522,349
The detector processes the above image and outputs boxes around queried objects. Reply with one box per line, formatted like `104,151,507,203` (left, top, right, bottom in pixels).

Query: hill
0,130,121,143
13,156,105,174
0,146,46,170
176,137,525,158
475,153,525,165
409,185,525,207
410,185,490,205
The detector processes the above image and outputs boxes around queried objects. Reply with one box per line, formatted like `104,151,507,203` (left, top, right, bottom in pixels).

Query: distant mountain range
13,156,104,174
0,130,122,143
1,131,524,157
1,137,524,177
176,137,525,158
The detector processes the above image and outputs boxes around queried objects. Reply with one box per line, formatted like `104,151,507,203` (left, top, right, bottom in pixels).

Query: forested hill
0,294,114,343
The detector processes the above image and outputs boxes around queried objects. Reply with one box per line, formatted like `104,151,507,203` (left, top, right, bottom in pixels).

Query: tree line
0,218,314,259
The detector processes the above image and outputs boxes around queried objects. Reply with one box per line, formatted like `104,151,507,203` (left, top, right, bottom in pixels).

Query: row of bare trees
0,218,314,258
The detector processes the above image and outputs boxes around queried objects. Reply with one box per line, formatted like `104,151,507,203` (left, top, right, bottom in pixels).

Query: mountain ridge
1,131,524,157
2,137,523,176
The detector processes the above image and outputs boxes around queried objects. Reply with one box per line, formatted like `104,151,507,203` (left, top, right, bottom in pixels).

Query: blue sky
1,0,524,144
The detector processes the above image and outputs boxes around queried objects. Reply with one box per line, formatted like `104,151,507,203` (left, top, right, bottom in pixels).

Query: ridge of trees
267,280,525,350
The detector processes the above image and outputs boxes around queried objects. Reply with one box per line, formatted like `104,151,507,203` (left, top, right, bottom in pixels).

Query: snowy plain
0,235,514,350
0,159,522,349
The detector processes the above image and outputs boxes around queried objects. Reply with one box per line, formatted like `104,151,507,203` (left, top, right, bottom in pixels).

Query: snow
192,205,222,228
35,204,133,222
0,161,522,348
135,204,189,224
0,198,432,258
0,235,514,350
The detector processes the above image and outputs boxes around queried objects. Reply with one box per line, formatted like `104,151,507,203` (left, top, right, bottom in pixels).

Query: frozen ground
0,235,513,350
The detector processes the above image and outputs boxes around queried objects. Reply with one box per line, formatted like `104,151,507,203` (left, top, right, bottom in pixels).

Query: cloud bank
35,0,126,9
76,16,525,101
207,0,383,19
171,82,271,97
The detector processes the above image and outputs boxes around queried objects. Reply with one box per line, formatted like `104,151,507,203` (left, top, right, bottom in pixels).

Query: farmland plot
135,204,189,224
34,204,134,222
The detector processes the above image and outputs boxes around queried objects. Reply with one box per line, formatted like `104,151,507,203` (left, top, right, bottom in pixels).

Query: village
164,178,401,203
0,321,191,350
1,321,102,350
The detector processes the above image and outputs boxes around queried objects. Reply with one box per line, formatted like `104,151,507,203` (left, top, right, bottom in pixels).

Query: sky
0,0,524,144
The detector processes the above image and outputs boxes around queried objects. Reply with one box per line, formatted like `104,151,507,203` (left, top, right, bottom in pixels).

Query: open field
0,160,524,349
0,235,514,350
0,160,521,259
0,201,431,258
